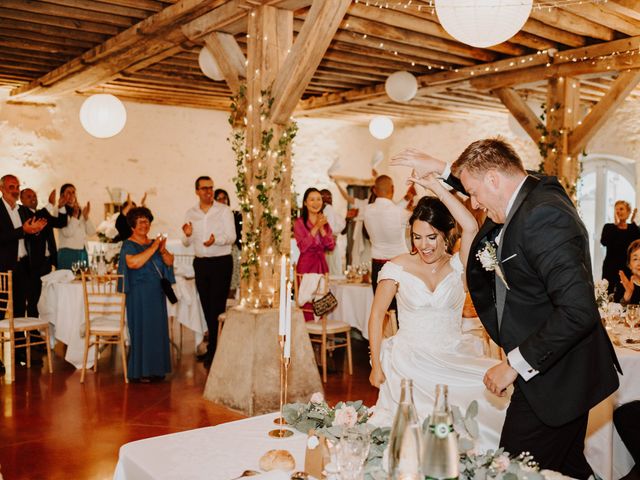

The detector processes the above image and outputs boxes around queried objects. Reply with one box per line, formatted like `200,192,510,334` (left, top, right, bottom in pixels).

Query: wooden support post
494,87,544,144
204,32,246,96
545,76,580,192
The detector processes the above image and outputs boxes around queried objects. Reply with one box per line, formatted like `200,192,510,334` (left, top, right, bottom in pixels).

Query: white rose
310,392,324,404
491,454,510,472
333,405,358,428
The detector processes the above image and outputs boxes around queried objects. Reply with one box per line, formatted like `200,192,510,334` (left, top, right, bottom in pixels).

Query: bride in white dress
368,174,508,452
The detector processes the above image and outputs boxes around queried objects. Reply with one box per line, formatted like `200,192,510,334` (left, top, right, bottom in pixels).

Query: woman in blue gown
118,207,175,382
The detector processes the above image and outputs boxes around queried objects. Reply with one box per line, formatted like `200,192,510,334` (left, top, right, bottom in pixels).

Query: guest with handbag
294,188,335,321
118,207,174,383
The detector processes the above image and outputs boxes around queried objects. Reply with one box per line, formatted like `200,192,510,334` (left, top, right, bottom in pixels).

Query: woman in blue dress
118,207,175,382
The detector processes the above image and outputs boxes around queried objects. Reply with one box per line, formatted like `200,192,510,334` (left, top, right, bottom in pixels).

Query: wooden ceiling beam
494,87,544,143
2,28,95,50
0,7,120,35
560,3,640,36
270,0,351,123
606,0,640,22
508,31,557,51
570,70,640,156
521,18,586,48
1,18,108,43
9,0,237,101
530,7,615,40
328,40,452,70
36,0,152,19
1,0,135,28
204,31,247,95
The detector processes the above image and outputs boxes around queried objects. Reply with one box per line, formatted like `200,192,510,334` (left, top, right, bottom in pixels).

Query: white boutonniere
476,241,510,290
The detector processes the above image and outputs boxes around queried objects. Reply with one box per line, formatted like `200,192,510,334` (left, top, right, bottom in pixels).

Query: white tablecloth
38,273,206,368
328,281,373,338
114,413,306,480
585,346,640,480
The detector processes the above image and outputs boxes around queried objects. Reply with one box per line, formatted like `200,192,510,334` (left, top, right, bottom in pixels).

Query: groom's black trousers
500,385,593,479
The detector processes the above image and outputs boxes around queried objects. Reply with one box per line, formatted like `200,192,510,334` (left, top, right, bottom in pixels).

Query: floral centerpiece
96,213,121,244
284,394,568,480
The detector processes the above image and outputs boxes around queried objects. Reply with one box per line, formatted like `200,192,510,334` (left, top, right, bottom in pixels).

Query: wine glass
625,305,639,329
337,428,370,480
71,261,79,277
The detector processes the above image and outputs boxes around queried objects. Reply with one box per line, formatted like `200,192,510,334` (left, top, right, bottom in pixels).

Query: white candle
278,254,286,336
284,281,292,358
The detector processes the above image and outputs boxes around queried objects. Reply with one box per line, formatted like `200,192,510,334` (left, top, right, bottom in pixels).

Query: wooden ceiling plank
345,2,526,57
1,19,108,43
530,7,615,41
606,0,640,22
1,28,96,50
270,0,351,123
522,18,586,48
204,31,247,95
97,0,164,12
0,37,85,56
508,31,557,51
570,70,640,156
2,0,135,28
38,0,151,19
9,0,235,100
0,7,121,35
494,87,543,143
328,40,452,70
560,3,640,36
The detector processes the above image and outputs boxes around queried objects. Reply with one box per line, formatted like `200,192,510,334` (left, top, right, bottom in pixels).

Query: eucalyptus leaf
465,400,479,419
464,417,480,438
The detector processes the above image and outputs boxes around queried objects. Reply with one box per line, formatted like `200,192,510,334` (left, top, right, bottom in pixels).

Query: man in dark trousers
0,175,47,374
392,139,621,479
20,188,68,317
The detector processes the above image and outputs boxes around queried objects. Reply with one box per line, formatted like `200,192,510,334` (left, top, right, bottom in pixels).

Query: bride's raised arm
410,173,479,273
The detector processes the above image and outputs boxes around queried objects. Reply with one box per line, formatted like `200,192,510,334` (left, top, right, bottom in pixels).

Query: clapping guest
294,188,335,321
20,188,68,317
601,200,640,295
118,207,174,382
115,193,147,242
57,183,95,270
614,239,640,305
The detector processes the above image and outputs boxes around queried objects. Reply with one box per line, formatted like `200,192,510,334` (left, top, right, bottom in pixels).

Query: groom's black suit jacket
448,173,621,427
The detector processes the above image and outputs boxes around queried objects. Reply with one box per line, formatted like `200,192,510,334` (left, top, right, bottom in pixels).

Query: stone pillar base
203,306,322,416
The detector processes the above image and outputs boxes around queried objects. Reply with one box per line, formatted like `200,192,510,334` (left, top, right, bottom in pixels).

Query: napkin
41,269,75,284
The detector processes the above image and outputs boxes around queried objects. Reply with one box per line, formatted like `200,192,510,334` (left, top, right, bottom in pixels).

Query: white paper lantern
435,0,533,48
198,47,224,81
369,116,394,140
79,94,127,139
385,71,418,102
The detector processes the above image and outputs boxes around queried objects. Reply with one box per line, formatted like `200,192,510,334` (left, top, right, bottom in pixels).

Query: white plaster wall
1,87,638,244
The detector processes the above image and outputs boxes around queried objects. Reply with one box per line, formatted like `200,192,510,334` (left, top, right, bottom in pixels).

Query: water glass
337,429,370,480
71,261,79,277
625,305,639,329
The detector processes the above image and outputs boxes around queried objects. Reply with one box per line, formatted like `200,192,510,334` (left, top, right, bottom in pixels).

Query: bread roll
259,449,295,471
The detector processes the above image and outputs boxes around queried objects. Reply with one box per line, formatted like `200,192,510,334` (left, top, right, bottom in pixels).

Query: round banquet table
327,279,373,338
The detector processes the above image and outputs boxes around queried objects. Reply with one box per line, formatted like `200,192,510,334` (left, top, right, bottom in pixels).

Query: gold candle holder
269,336,293,438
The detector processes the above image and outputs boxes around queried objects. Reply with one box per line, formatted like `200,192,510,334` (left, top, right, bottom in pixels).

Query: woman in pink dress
294,188,336,321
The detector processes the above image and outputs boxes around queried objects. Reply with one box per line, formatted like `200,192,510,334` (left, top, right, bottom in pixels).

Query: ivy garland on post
228,84,298,282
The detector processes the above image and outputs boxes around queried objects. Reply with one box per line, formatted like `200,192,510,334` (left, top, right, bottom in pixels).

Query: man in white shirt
182,176,236,368
364,176,414,304
320,189,346,276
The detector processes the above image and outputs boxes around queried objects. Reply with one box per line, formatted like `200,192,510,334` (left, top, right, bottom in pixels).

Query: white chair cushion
306,319,351,334
0,317,48,330
89,316,121,333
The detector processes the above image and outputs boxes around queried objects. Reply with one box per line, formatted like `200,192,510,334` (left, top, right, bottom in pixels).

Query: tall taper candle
278,254,286,336
284,281,292,358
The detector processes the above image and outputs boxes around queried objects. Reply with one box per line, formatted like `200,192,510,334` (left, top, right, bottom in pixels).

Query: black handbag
153,261,178,305
312,291,338,317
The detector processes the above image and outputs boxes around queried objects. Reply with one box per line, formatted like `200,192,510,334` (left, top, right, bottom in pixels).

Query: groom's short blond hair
452,138,526,178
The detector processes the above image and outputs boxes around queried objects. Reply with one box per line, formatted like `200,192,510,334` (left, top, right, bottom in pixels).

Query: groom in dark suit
393,139,621,479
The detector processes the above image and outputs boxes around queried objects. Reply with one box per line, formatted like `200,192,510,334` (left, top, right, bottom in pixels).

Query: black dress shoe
0,361,5,376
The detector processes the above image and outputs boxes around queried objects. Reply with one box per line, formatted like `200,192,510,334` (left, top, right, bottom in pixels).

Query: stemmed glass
625,305,639,329
71,261,80,277
337,428,370,480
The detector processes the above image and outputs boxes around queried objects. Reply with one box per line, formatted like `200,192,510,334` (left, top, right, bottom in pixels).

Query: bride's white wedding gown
370,255,509,453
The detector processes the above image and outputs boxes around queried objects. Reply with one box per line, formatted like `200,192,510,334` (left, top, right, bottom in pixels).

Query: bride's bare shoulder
389,253,412,269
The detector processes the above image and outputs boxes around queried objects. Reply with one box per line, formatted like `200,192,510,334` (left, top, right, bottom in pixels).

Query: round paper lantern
79,94,127,139
435,0,533,48
369,116,394,140
385,71,418,102
198,47,224,81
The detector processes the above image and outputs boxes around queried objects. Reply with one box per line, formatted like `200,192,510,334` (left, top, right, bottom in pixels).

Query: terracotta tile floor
0,329,377,480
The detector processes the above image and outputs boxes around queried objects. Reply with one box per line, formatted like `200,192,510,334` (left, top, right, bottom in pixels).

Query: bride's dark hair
409,196,457,254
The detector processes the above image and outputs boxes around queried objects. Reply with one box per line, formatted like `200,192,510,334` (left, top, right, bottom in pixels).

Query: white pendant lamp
369,116,394,140
79,94,127,139
435,0,533,48
198,47,224,81
385,71,418,102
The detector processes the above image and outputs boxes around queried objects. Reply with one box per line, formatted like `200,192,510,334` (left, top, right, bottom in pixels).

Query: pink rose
492,454,510,472
333,405,358,428
310,392,324,404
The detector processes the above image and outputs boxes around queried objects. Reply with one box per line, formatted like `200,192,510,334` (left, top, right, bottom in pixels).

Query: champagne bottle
422,384,459,480
389,379,423,480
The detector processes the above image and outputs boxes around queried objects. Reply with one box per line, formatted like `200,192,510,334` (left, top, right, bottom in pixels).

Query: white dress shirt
182,201,236,257
323,204,345,236
363,197,410,260
2,196,27,260
58,207,96,250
